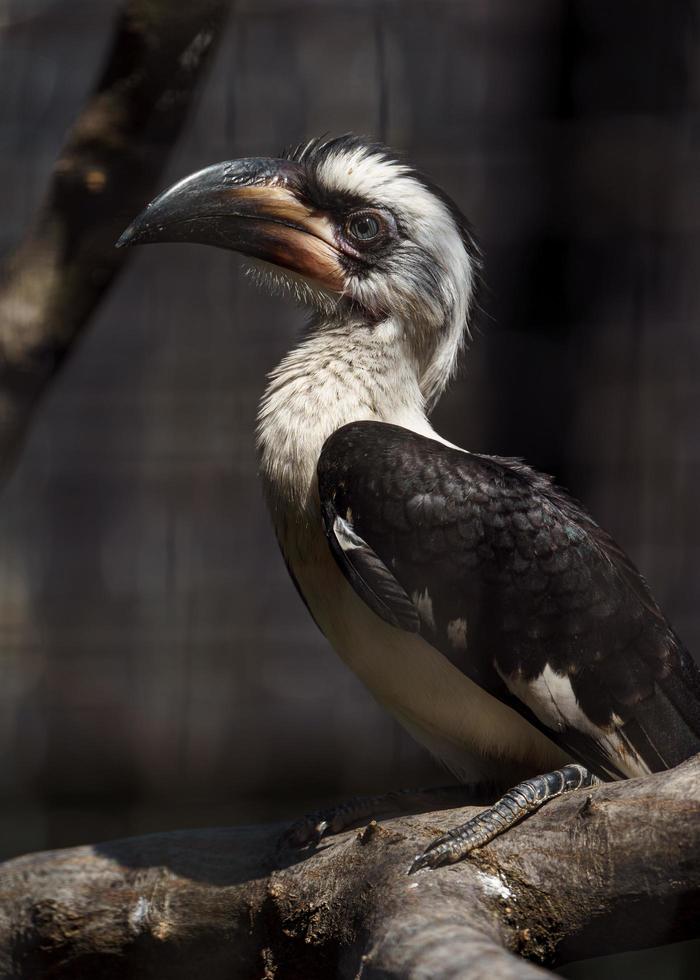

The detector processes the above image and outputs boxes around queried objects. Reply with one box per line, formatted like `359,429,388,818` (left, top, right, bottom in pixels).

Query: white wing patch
498,663,651,778
411,588,436,630
447,617,468,650
332,514,363,552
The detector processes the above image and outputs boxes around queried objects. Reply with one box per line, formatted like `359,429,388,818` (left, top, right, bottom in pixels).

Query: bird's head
118,136,479,406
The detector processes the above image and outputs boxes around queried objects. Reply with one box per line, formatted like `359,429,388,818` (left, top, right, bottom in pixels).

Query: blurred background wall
0,1,698,970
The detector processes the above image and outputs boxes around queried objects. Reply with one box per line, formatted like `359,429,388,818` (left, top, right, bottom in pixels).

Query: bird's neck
257,316,435,526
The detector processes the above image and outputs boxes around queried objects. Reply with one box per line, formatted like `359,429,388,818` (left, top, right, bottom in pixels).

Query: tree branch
1,755,698,979
0,0,232,476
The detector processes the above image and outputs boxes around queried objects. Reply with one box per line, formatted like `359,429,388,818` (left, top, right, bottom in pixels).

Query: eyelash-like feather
243,262,341,316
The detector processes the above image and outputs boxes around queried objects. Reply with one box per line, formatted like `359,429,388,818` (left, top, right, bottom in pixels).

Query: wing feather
322,503,420,633
318,420,700,779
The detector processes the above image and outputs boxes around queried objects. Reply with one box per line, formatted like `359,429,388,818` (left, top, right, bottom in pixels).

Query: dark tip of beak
113,157,307,255
115,223,138,249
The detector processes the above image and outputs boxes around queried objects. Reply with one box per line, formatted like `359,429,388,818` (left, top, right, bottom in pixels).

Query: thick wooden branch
1,755,698,979
0,0,231,475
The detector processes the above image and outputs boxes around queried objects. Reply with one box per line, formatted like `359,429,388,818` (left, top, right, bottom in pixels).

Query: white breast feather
290,537,568,780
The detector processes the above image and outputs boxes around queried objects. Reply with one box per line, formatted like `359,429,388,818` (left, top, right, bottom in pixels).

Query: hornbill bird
118,135,700,871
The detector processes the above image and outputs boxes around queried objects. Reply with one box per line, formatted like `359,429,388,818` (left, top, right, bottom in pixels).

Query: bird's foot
285,784,492,850
286,793,387,848
409,763,598,873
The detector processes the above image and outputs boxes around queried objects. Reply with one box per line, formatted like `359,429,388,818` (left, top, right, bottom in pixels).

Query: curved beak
116,158,345,292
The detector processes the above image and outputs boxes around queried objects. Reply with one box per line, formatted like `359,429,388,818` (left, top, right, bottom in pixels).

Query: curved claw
285,815,329,849
408,832,464,874
407,851,433,874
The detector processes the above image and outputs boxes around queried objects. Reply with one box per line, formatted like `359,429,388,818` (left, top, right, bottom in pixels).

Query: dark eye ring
344,210,384,243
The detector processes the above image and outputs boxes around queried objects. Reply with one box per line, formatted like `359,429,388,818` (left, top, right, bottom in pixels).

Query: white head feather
306,138,478,408
257,137,479,518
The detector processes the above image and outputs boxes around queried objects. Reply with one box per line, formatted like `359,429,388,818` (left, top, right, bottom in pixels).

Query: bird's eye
344,211,384,243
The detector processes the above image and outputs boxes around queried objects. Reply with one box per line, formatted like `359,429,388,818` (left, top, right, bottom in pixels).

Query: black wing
318,421,700,779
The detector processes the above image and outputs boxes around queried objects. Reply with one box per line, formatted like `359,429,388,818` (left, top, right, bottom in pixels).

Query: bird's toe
285,814,330,849
408,830,474,873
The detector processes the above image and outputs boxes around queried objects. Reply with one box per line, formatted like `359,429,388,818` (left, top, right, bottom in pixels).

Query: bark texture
1,755,698,979
0,0,231,474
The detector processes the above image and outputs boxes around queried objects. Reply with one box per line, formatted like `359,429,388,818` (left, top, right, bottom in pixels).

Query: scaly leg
286,783,499,849
409,764,600,873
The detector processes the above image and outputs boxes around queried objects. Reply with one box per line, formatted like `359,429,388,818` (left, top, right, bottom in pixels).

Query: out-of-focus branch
0,0,232,476
0,755,698,979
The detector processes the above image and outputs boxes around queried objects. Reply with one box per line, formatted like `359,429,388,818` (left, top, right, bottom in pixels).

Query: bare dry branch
0,0,232,475
1,755,698,979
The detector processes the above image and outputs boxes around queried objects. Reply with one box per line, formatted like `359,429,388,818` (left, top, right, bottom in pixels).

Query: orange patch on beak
117,160,346,294
230,186,345,292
